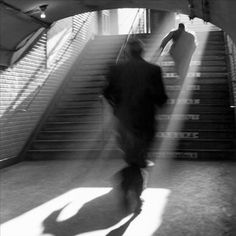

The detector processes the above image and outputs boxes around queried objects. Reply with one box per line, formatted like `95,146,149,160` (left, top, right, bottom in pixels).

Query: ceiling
1,0,236,67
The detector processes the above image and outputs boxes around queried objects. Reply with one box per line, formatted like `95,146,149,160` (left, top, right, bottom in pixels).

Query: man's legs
173,53,193,79
116,122,149,213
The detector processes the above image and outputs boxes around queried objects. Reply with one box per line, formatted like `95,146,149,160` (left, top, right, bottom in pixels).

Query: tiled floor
1,153,236,236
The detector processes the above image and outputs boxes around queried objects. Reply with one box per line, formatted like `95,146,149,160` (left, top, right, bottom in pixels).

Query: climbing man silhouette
159,23,197,79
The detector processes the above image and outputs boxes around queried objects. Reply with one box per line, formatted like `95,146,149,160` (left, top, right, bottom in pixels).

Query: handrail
115,8,142,64
17,12,93,112
224,33,236,109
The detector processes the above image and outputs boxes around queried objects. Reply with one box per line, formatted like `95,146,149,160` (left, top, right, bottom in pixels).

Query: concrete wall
0,12,97,166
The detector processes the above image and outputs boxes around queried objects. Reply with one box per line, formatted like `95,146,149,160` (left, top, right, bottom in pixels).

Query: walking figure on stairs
158,23,197,79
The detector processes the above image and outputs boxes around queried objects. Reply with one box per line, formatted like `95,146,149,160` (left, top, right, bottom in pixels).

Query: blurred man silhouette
159,23,197,79
103,38,168,213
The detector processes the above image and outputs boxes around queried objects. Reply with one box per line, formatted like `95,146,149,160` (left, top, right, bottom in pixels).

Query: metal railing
116,9,145,64
17,12,93,112
224,33,236,109
100,9,146,145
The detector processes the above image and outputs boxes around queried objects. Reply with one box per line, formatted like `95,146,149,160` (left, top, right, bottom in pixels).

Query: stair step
161,61,226,66
31,139,101,147
162,55,226,61
166,98,230,106
150,150,235,160
49,110,234,120
167,91,230,99
59,96,230,105
26,148,235,161
162,66,227,73
48,112,234,123
157,112,234,121
61,91,230,100
155,130,235,139
38,130,102,140
28,147,236,161
164,73,228,79
42,122,102,131
57,102,231,110
41,120,234,132
152,139,234,150
177,121,234,130
26,149,120,160
47,115,103,122
165,84,229,91
55,105,233,114
37,129,235,141
31,138,233,151
157,121,234,131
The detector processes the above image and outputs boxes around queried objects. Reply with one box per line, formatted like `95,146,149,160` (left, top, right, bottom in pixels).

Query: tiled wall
0,12,97,165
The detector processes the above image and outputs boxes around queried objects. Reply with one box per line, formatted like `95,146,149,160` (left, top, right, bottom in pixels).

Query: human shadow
105,213,138,236
42,179,140,236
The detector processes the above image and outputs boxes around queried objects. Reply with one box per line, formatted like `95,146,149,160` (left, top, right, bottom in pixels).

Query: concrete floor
1,151,236,236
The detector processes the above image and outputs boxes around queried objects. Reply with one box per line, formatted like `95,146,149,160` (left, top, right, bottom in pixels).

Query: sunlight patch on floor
1,188,170,236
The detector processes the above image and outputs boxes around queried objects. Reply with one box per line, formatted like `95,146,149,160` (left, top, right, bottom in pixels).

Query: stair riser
162,66,227,72
38,131,102,140
32,141,105,150
152,141,234,150
47,116,104,122
163,55,226,61
159,122,234,130
167,91,229,98
164,74,228,80
166,98,230,106
65,84,230,93
179,123,234,130
165,84,229,91
150,151,235,160
27,149,235,161
157,114,234,122
59,95,100,102
61,92,229,100
31,140,234,150
42,123,102,131
48,113,234,123
161,61,226,66
58,98,230,106
42,121,234,132
27,149,120,160
155,131,235,139
55,107,232,115
38,130,235,140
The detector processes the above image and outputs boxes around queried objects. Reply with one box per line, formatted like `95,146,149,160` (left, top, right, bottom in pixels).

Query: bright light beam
0,188,170,236
144,17,212,173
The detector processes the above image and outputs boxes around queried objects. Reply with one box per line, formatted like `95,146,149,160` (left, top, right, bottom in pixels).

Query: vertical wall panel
0,12,97,163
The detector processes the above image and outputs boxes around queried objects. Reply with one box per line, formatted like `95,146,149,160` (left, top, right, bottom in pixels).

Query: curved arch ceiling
1,0,236,67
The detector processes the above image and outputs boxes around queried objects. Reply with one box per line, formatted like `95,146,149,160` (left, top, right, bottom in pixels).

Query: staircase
26,35,126,159
154,30,236,160
26,31,236,161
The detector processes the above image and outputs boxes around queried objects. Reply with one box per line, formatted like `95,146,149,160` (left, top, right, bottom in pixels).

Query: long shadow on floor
42,185,139,236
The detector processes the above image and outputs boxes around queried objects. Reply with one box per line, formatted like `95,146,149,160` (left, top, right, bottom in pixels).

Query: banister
224,33,236,109
16,12,93,113
116,8,143,64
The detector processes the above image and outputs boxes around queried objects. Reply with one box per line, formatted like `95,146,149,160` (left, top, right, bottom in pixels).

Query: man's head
127,39,144,58
178,23,185,31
